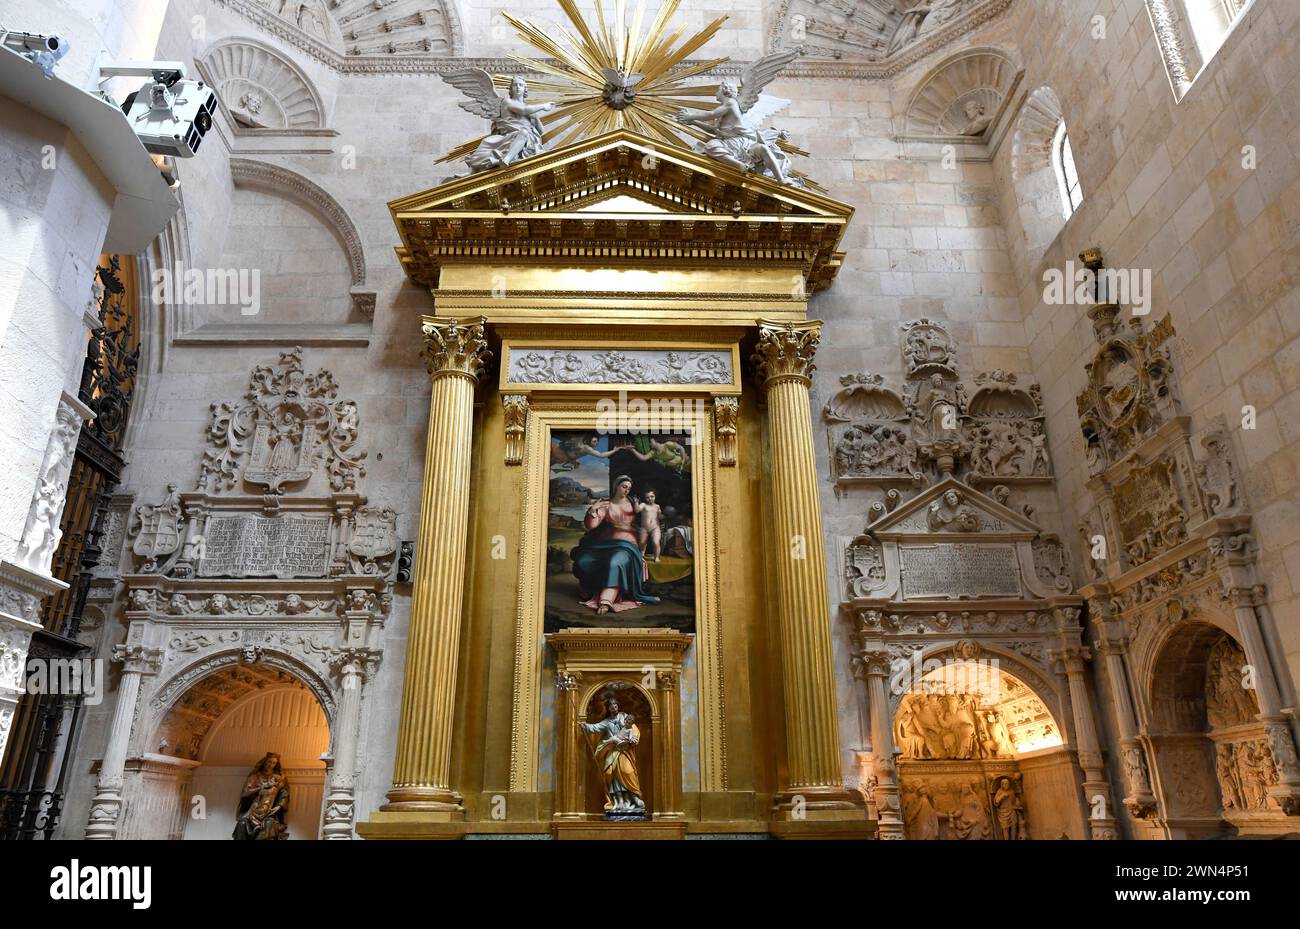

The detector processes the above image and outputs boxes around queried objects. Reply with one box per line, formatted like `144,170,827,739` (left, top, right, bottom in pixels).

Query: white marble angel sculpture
675,50,803,186
440,70,556,173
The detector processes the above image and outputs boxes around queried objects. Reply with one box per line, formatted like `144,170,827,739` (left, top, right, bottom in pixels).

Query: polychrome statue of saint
579,695,647,818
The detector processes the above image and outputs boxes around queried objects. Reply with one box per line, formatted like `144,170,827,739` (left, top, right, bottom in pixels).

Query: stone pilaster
752,320,860,822
1089,597,1157,819
377,317,489,821
85,643,162,840
1053,638,1118,840
853,646,904,839
1225,585,1300,811
323,647,381,839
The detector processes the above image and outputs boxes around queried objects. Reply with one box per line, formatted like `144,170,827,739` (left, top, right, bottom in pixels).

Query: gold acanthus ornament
751,319,821,387
421,316,491,381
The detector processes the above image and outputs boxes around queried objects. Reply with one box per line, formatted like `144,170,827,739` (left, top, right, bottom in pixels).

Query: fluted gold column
381,316,489,817
753,319,859,821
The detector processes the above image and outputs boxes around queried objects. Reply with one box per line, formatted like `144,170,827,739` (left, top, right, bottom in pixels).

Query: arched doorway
1146,622,1268,838
124,663,329,839
894,658,1083,839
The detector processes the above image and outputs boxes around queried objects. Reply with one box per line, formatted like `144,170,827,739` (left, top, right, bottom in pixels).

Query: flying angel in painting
675,49,804,186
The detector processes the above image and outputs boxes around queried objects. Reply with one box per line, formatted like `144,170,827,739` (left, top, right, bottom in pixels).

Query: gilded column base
355,814,469,840
379,785,466,817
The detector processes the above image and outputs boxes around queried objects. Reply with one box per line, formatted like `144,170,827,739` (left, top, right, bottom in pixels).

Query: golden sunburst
438,0,733,163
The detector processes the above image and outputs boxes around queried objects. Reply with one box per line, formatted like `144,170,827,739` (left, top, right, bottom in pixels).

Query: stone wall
992,0,1298,691
42,0,1298,833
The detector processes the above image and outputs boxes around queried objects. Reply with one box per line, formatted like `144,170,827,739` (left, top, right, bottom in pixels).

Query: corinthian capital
111,644,163,675
751,319,821,389
421,316,491,381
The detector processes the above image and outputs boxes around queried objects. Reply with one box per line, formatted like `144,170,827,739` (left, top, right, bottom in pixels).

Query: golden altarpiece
356,128,875,838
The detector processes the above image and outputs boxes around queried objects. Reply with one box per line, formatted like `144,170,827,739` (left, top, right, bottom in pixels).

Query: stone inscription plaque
900,543,1020,599
197,514,331,578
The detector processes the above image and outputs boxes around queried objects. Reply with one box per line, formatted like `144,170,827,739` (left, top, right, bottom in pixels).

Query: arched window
1051,121,1083,218
1183,0,1249,63
1146,0,1253,99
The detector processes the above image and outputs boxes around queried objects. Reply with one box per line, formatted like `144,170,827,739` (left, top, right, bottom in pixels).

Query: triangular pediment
388,129,855,294
390,129,850,219
867,477,1041,539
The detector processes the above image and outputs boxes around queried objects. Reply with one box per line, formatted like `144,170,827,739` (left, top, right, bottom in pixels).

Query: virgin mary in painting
572,475,661,615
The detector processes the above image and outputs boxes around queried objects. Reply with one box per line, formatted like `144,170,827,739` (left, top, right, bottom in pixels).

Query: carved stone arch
1010,84,1064,181
578,677,661,721
1142,618,1245,733
199,36,326,130
142,647,338,760
902,46,1021,139
228,159,365,289
1131,593,1237,695
888,640,1068,738
194,681,328,762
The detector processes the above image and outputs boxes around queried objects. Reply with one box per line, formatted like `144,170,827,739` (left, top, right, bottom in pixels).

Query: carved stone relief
14,394,89,575
899,766,1029,840
825,320,1053,494
200,347,366,495
506,348,734,386
894,692,1016,760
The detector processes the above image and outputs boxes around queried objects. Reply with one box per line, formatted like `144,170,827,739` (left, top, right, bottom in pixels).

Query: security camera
96,60,219,158
1,30,69,79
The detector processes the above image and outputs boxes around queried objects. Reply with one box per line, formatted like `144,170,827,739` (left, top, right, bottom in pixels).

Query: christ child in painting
635,489,663,561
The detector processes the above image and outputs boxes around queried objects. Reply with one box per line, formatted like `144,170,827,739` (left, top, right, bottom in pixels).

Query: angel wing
743,94,791,127
735,49,801,113
440,68,503,121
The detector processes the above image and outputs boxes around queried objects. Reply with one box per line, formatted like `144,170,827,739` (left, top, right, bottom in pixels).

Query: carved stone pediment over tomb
842,478,1070,605
824,318,1053,495
200,346,365,495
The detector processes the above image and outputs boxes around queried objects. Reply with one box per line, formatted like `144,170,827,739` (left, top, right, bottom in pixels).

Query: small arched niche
1146,622,1270,837
199,37,326,131
1009,85,1074,260
894,658,1084,839
898,47,1023,159
579,681,656,818
134,663,330,840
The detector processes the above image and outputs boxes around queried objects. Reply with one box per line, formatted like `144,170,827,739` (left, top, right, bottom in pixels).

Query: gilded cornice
390,130,853,295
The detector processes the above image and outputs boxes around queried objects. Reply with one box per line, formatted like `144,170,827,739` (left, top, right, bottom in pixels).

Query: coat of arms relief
124,348,398,587
200,346,366,495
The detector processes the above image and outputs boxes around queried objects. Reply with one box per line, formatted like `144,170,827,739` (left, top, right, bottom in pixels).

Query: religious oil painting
545,430,695,633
